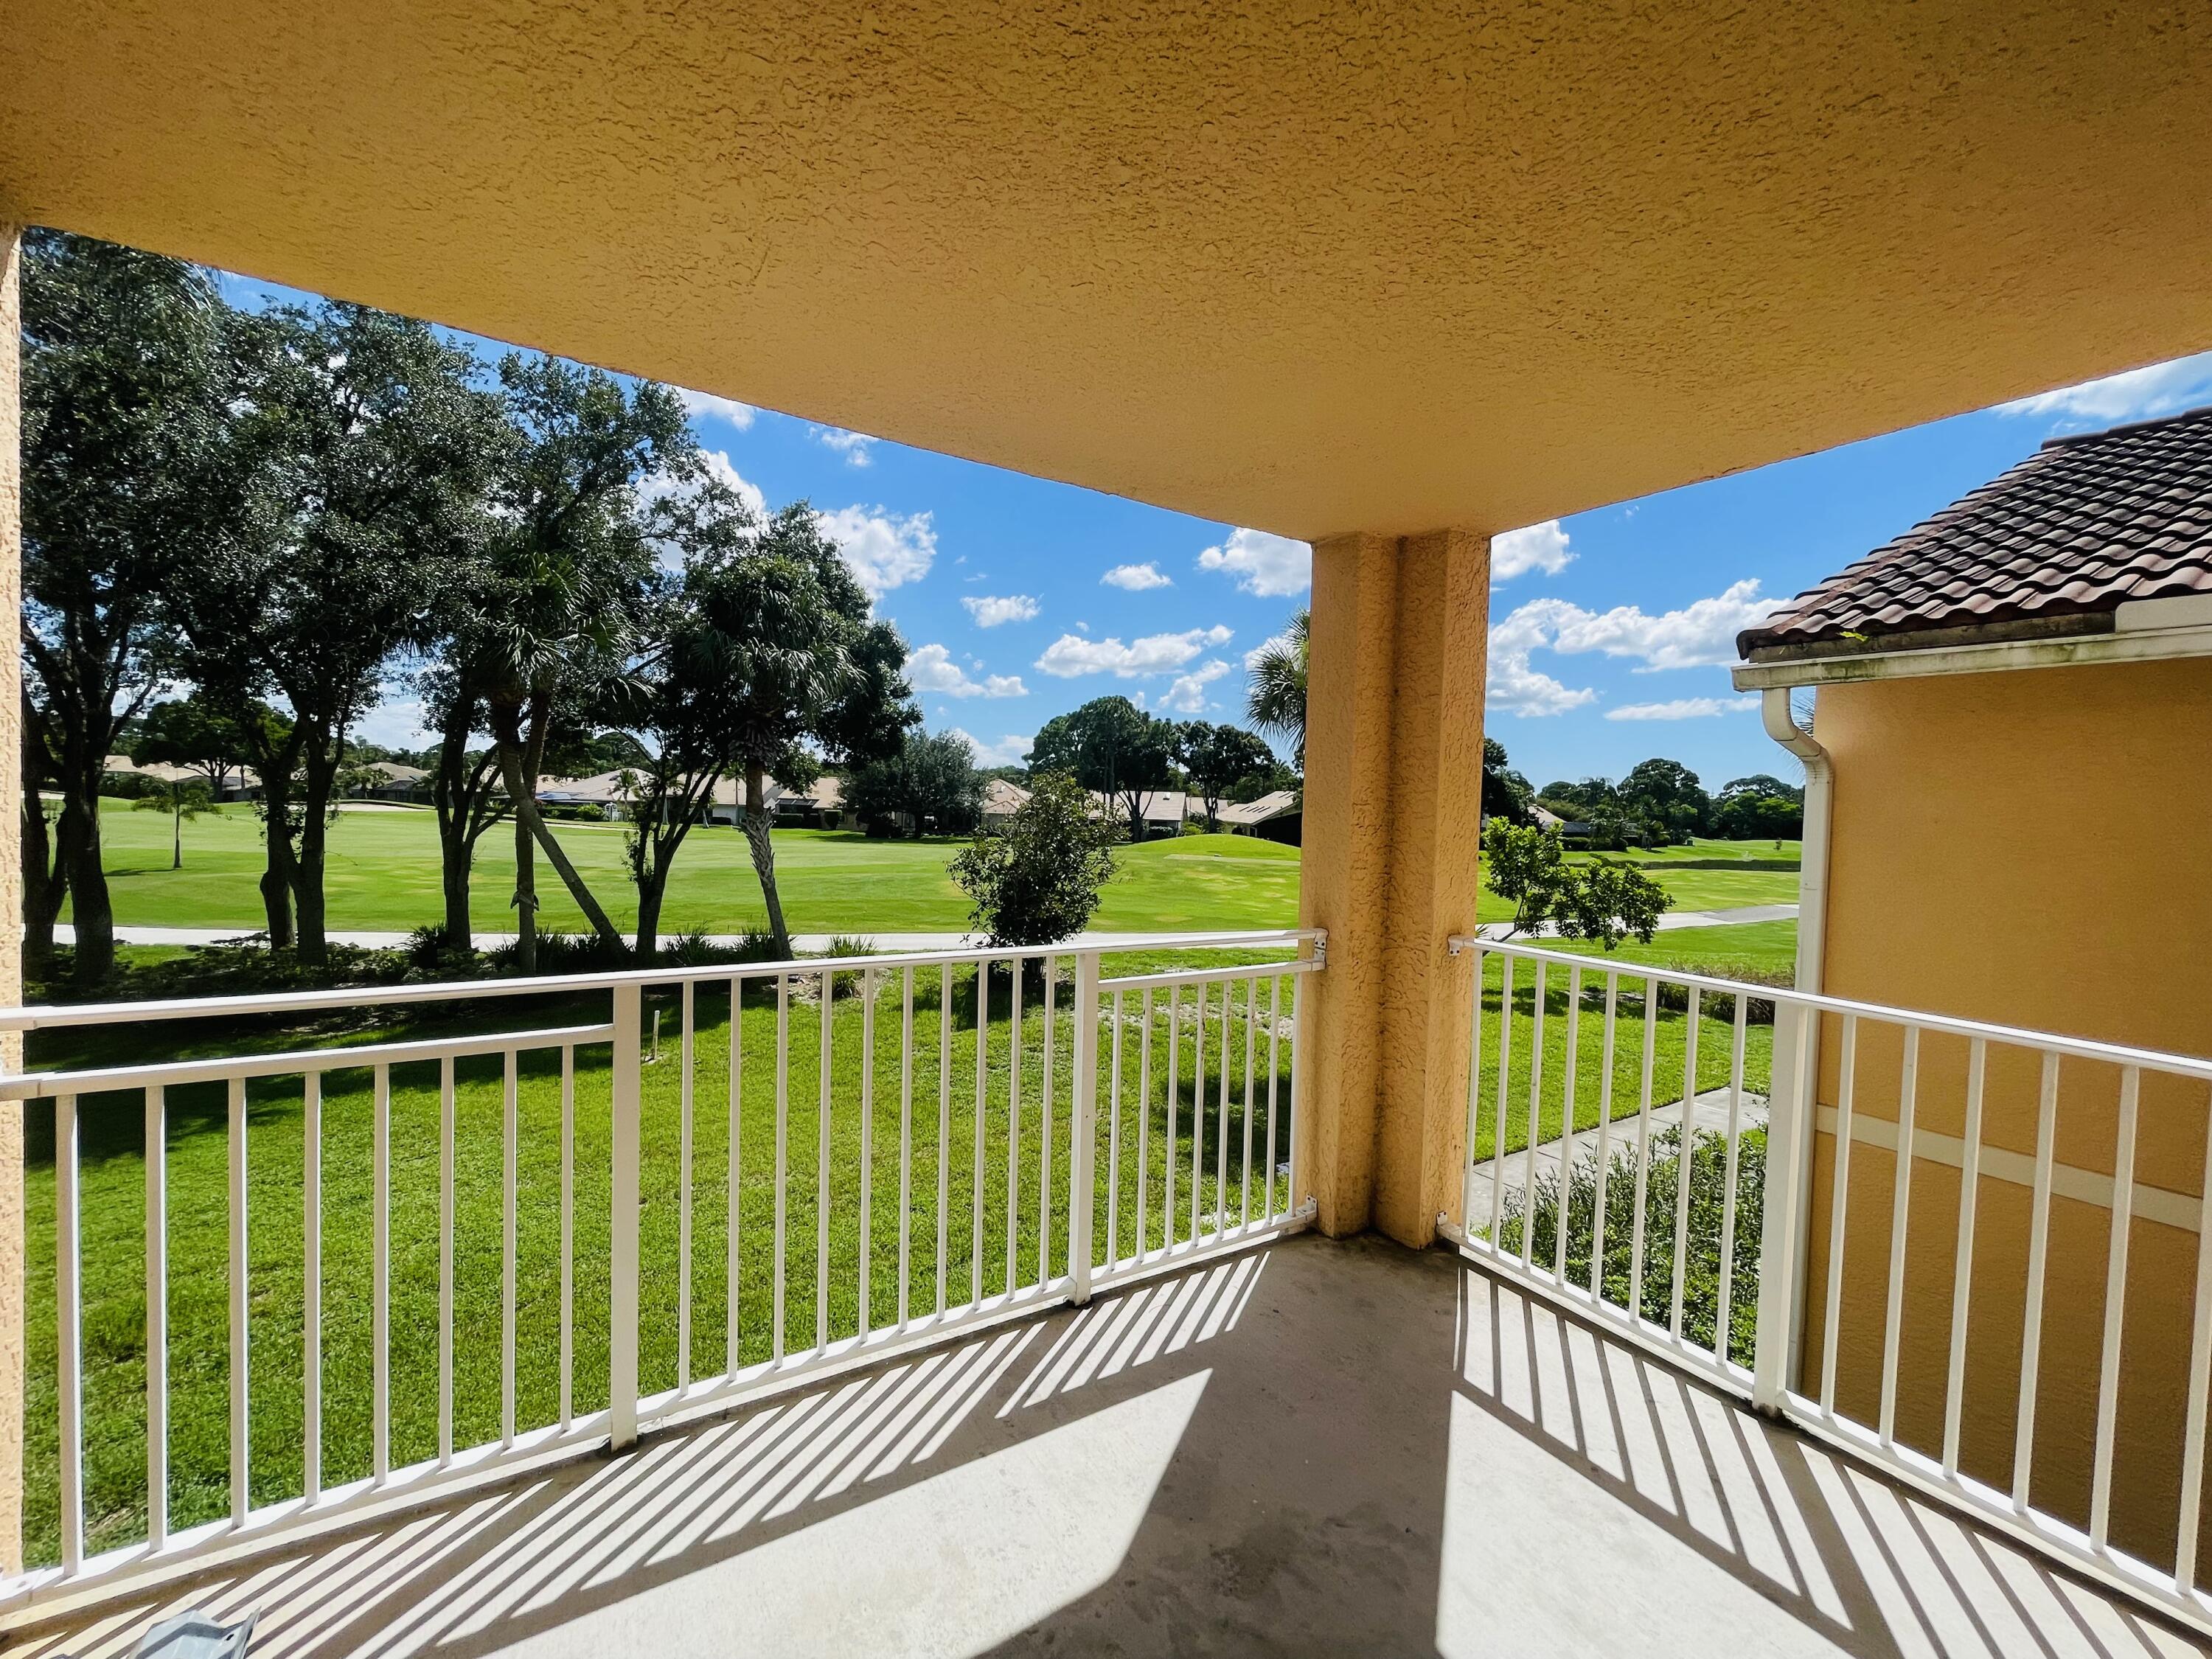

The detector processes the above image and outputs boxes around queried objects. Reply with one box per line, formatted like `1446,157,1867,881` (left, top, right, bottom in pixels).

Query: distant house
1528,802,1592,840
1089,787,1192,840
102,754,260,802
355,762,428,802
1215,789,1301,845
535,770,835,827
772,776,844,828
981,777,1030,826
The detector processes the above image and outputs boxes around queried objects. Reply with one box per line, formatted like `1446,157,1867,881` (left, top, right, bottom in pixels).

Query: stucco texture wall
1297,531,1487,1245
7,4,2212,540
1800,658,2212,1579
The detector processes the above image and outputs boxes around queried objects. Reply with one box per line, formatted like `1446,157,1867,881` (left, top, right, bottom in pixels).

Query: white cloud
2000,350,2212,424
818,505,936,598
1242,628,1294,671
1605,697,1758,721
679,389,756,429
948,728,1034,768
1102,562,1174,591
698,451,767,519
1158,659,1232,714
1501,580,1781,673
816,427,877,467
1482,579,1778,717
1197,529,1311,597
905,643,1026,699
1034,625,1234,678
1491,520,1575,580
1484,631,1599,717
962,594,1040,627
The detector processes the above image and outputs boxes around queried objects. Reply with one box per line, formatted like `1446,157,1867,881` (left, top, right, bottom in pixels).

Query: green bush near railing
1494,1123,1765,1368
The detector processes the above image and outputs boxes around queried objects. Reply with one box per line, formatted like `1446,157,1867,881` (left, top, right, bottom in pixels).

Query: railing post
1069,950,1100,1304
1751,999,1816,1411
610,982,642,1448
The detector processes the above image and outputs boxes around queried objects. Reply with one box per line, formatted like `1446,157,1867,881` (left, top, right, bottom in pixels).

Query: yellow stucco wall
1802,658,2212,1576
1298,530,1487,1245
7,5,2212,540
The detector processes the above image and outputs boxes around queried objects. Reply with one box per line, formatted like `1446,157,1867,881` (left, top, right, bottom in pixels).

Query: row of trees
1028,697,1294,838
1537,764,1804,847
22,229,914,984
1238,605,1797,845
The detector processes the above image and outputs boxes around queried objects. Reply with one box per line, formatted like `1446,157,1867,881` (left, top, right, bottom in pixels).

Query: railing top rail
1449,933,2212,1083
0,930,1324,1035
0,1023,616,1101
1099,959,1321,992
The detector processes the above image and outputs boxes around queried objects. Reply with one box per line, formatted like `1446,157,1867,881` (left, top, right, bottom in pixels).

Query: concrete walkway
59,904,1796,953
1472,901,1798,942
1465,1084,1772,1231
16,1235,2197,1658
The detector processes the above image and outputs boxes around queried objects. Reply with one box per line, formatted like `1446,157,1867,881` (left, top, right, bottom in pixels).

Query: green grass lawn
1540,919,1799,983
1608,837,1802,866
22,947,1308,1569
1469,949,1775,1166
80,805,1301,935
22,897,1803,1569
79,803,1795,937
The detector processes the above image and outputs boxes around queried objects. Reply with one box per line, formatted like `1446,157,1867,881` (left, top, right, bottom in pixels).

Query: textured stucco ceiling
4,3,2211,540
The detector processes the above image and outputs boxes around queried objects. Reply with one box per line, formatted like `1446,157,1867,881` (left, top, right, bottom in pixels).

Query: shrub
1496,1123,1765,1366
99,770,163,800
949,772,1121,947
484,929,630,976
400,924,484,980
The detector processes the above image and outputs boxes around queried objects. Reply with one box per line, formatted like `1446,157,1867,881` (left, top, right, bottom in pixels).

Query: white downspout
1764,687,1832,998
1752,684,1832,1411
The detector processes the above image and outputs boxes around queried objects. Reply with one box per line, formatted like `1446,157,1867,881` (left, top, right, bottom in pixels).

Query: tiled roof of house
1215,789,1299,825
1736,403,2212,658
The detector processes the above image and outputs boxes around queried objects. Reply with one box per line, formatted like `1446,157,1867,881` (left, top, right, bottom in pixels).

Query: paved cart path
1464,1084,1773,1234
55,902,1796,953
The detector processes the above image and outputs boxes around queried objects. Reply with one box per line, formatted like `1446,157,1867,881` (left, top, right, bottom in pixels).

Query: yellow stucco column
1297,528,1489,1246
0,223,24,1573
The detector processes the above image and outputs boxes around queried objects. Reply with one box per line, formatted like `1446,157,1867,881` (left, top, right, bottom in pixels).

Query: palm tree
1245,608,1309,768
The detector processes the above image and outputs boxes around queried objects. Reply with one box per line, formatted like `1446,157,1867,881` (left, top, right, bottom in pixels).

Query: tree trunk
511,800,538,970
742,765,792,959
248,728,303,950
289,729,344,968
493,734,626,961
634,874,664,962
173,801,184,869
432,692,480,951
60,796,114,987
259,830,296,949
440,838,473,950
21,790,65,976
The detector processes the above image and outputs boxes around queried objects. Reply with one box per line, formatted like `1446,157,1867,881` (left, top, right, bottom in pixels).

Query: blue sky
221,271,2212,793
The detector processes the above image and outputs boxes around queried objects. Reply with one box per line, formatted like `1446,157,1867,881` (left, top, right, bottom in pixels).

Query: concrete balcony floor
15,1236,2207,1658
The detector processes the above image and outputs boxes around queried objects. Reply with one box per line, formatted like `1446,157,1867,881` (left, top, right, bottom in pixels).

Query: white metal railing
0,931,1319,1621
1445,933,2212,1640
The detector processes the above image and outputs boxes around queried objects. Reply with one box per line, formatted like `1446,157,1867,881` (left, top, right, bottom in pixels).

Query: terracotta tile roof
1736,403,2212,657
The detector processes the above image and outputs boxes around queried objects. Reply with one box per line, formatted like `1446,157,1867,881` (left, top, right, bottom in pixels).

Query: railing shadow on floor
1453,1261,2207,1659
12,1251,1276,1659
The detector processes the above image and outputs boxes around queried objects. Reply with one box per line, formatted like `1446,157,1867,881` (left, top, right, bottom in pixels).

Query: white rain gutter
1751,684,1831,1410
1761,688,1829,997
